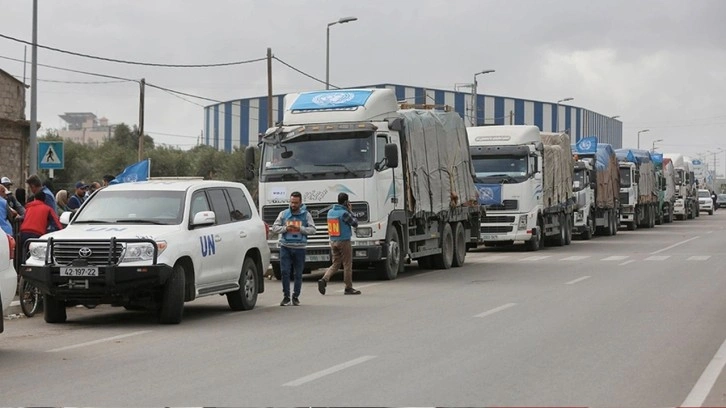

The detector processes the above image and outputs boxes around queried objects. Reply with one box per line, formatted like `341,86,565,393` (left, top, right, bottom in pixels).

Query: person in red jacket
19,190,63,259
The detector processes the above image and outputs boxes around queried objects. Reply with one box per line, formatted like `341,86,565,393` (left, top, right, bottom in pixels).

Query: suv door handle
239,231,247,238
214,234,222,242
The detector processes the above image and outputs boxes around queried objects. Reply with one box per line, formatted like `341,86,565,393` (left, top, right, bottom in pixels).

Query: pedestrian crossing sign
38,141,64,169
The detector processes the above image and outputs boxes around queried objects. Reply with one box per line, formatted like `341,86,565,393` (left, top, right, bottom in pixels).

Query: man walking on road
318,193,361,295
270,191,316,306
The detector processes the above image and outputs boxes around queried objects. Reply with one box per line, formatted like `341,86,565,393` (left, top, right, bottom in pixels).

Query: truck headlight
355,227,373,238
121,241,167,262
518,215,527,229
28,242,48,261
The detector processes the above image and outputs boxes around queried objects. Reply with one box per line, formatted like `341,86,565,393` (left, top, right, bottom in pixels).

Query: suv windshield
74,190,186,225
698,190,711,198
260,131,374,181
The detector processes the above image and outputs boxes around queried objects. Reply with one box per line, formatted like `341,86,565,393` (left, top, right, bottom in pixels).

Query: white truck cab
21,180,270,324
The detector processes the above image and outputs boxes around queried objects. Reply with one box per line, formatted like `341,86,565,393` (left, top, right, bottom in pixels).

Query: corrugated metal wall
203,83,622,152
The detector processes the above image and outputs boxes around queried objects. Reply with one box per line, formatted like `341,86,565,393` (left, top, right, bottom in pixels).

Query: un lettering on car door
190,190,225,285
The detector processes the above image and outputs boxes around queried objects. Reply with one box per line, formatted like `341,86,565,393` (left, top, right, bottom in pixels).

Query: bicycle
18,276,43,318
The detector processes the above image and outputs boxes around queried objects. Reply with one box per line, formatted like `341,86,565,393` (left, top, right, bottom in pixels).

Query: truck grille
485,200,518,211
482,216,516,223
481,226,514,233
53,242,125,266
619,192,629,204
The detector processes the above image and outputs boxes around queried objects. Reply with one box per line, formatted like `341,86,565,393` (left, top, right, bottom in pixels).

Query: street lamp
651,138,663,152
325,16,358,90
471,69,495,126
637,129,650,149
556,97,574,132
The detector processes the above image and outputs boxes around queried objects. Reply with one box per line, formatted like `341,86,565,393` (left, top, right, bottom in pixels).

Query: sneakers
280,297,291,306
292,297,300,306
318,279,327,295
344,287,361,295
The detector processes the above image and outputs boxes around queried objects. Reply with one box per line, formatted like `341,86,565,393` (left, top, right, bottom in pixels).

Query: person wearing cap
1,176,25,217
68,181,88,210
318,192,361,296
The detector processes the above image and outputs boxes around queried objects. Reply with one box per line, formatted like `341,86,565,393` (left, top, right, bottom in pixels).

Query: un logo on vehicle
579,139,592,151
479,187,495,201
312,92,355,106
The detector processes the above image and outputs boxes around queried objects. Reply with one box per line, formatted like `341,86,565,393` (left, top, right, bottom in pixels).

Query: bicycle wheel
19,277,41,318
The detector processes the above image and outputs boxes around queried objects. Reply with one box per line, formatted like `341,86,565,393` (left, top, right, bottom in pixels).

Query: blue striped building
203,83,622,152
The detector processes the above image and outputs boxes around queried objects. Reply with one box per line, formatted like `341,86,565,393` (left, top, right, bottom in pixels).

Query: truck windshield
73,190,185,225
471,155,529,183
619,168,631,188
260,131,374,181
573,169,587,192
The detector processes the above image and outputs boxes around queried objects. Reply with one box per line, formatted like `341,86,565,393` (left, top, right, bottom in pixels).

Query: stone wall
0,72,26,121
0,71,29,185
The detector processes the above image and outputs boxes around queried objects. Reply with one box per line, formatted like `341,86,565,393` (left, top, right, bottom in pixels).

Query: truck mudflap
19,237,170,302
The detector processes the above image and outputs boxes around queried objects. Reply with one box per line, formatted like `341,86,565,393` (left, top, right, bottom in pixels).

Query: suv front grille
53,242,124,266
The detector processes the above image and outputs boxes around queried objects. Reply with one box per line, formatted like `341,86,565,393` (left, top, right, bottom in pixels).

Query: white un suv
20,180,270,324
1,234,17,333
698,189,714,215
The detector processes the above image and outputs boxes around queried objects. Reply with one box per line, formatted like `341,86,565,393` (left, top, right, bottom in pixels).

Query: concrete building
0,68,30,187
58,112,115,146
202,83,623,152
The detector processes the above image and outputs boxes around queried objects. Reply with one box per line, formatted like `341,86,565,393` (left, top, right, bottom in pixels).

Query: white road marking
334,282,383,293
47,330,151,353
565,276,591,285
650,236,700,255
560,255,590,261
282,355,376,386
601,255,629,261
520,255,550,262
619,260,635,266
706,231,714,234
645,255,670,261
682,336,726,407
474,303,517,318
688,256,712,261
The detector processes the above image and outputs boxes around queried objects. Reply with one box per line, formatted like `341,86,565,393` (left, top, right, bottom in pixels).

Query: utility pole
267,48,273,128
29,0,38,176
137,78,145,161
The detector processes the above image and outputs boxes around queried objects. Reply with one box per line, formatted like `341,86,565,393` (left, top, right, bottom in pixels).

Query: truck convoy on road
467,126,574,251
663,153,699,220
653,153,677,224
248,88,481,280
615,149,659,230
571,139,620,239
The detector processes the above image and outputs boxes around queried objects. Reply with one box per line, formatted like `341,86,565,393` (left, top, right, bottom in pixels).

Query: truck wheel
552,214,566,246
451,222,466,267
43,294,67,324
159,263,185,324
433,223,454,269
525,219,542,251
227,257,258,311
582,214,594,240
377,226,402,280
564,216,572,245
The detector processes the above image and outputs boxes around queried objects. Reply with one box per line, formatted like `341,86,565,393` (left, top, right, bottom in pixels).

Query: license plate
305,254,330,262
480,235,499,241
60,266,99,277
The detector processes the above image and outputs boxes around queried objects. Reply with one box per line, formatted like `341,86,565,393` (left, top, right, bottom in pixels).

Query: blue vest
327,204,352,241
0,197,13,235
279,207,309,245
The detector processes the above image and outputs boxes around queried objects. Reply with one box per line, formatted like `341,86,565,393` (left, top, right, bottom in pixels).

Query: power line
145,81,223,103
0,54,137,82
0,32,268,68
146,130,200,139
273,56,339,89
9,73,127,84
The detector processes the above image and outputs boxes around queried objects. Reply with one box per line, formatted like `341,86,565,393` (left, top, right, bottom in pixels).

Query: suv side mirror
59,211,72,225
192,211,216,227
384,143,399,168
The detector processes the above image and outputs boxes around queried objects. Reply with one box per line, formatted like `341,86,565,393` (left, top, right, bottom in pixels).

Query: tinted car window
226,187,253,221
207,189,232,225
190,191,211,218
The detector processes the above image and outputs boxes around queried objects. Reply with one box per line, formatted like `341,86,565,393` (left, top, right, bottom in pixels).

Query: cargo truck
246,89,481,280
571,139,620,239
663,153,698,220
654,154,676,224
615,149,659,230
467,126,574,250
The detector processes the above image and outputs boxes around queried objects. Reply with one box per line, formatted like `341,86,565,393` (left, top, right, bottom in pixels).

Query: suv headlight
28,242,48,261
121,241,167,263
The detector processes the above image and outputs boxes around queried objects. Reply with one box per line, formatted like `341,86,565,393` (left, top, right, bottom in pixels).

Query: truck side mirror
384,143,399,168
244,146,257,180
590,182,596,190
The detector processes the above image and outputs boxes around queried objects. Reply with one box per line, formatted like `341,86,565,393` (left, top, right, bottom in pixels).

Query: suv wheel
227,257,258,311
159,263,185,324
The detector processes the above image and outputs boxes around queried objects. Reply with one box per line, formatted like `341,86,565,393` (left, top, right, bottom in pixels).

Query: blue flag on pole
110,159,150,184
575,136,598,154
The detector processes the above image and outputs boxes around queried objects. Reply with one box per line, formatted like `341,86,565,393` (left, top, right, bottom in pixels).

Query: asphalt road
3,210,726,406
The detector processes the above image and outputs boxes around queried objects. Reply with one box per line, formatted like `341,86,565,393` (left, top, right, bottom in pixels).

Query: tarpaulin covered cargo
541,132,574,210
400,109,478,214
615,148,658,204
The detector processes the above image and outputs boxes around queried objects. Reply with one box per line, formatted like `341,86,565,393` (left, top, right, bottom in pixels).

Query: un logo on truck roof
312,92,355,106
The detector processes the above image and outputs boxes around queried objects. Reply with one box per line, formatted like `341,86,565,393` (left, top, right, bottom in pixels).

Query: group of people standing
271,191,361,307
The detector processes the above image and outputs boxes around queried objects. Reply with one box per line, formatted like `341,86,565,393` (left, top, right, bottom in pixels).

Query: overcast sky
1,0,725,172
